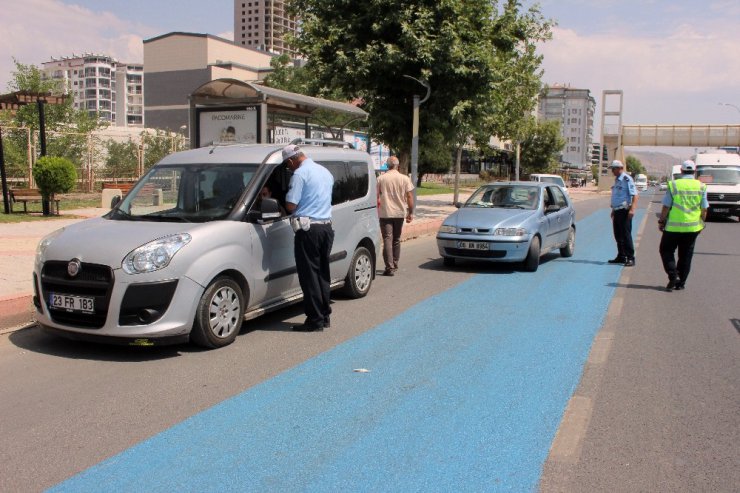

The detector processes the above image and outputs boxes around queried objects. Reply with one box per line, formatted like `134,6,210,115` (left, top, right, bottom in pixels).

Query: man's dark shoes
323,317,331,328
292,323,324,332
666,278,678,291
623,258,635,267
383,269,395,276
674,282,685,290
608,256,626,264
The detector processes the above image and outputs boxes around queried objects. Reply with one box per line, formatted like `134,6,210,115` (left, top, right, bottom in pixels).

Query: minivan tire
342,246,373,298
523,236,540,272
191,276,245,348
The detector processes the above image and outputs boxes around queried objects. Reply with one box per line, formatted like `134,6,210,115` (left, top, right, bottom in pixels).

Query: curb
0,294,35,334
401,218,444,242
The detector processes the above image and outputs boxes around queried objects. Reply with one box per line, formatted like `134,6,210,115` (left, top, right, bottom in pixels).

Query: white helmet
681,159,696,172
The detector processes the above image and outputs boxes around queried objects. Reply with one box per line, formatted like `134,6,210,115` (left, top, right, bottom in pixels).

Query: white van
635,174,648,192
529,174,566,188
33,142,381,348
692,150,740,219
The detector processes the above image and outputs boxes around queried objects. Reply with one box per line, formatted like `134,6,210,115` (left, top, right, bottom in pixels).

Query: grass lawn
0,212,82,224
0,193,100,223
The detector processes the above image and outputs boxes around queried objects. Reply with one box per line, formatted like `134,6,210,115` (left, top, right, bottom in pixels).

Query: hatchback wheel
342,246,373,298
560,227,575,258
191,277,244,348
523,236,540,272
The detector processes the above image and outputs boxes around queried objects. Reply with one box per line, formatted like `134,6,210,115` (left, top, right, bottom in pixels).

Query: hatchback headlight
122,234,191,274
439,225,457,233
494,227,528,236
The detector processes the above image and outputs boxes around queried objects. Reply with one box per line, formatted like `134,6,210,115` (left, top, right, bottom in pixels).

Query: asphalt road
0,192,737,492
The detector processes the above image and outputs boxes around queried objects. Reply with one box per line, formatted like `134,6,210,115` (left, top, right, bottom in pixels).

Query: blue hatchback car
436,182,575,272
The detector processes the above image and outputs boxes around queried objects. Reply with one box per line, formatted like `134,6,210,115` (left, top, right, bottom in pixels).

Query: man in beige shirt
377,156,414,276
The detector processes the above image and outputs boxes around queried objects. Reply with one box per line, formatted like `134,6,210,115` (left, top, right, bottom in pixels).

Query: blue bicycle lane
51,208,646,493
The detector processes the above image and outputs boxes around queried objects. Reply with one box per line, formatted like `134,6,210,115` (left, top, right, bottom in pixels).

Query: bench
101,182,136,196
9,188,60,214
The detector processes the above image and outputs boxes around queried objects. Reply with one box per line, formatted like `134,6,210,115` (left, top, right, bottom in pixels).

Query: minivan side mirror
110,195,121,209
260,197,282,220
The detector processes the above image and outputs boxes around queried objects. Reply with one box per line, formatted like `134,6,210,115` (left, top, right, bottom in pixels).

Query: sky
1,0,739,152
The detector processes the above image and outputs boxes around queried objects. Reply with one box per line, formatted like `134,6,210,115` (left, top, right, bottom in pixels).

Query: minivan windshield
110,164,258,222
696,166,740,185
465,184,540,209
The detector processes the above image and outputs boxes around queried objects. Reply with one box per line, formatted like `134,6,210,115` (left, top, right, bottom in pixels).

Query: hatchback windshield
465,185,540,210
696,166,740,185
110,164,258,222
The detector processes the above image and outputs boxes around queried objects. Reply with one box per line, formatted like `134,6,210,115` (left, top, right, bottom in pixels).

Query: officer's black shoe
608,256,626,264
623,258,635,267
666,278,678,291
674,282,685,290
292,323,324,332
324,317,331,328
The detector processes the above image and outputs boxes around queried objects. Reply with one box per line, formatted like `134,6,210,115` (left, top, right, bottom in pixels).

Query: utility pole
403,75,431,207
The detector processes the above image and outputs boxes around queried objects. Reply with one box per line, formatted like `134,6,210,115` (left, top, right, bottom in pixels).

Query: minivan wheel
560,227,575,258
523,236,540,272
342,246,373,298
191,277,244,348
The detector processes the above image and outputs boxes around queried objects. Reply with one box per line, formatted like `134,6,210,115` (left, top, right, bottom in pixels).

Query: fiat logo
67,259,82,278
718,194,724,200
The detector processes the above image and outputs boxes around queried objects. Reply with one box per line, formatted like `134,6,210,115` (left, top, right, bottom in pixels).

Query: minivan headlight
494,227,527,236
439,225,457,234
122,234,191,274
35,228,64,266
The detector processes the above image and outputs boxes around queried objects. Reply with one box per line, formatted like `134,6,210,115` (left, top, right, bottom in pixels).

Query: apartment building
234,0,299,56
42,54,144,127
537,85,595,168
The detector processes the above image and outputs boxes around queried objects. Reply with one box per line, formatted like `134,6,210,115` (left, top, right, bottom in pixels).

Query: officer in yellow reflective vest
657,160,708,291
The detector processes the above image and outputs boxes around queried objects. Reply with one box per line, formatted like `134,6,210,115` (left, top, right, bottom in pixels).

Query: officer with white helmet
657,159,708,291
608,160,639,266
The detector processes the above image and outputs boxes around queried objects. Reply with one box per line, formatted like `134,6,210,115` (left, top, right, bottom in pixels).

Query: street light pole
403,75,431,207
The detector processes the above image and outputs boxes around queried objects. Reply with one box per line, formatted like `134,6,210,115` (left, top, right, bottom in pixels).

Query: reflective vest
666,179,705,232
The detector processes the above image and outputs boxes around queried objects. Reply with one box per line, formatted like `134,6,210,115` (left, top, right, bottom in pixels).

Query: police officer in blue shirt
608,160,639,266
284,145,335,332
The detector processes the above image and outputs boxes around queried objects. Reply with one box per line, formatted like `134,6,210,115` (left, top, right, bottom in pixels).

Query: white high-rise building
537,85,595,169
234,0,298,56
42,54,144,127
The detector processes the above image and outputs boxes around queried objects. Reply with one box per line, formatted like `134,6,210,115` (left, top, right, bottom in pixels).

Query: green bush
32,156,77,199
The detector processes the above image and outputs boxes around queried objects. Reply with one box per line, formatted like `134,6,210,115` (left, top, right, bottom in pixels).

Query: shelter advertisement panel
198,107,259,147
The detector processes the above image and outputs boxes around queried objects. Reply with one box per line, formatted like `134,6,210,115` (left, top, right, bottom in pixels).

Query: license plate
458,241,488,251
713,208,729,213
49,293,95,313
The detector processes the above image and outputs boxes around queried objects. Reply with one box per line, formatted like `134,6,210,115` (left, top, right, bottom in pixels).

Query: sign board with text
197,107,259,147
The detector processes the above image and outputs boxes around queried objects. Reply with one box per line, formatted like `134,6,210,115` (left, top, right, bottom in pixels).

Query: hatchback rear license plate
458,241,488,251
49,293,95,313
713,208,729,213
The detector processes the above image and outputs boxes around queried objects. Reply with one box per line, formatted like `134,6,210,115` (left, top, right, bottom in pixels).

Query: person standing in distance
657,159,707,291
377,156,414,276
283,144,334,332
608,160,639,266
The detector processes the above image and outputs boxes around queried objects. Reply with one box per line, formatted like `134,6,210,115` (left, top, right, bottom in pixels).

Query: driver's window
544,187,554,208
550,186,568,207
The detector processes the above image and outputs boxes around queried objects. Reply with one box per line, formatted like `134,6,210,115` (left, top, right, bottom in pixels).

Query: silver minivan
33,142,380,348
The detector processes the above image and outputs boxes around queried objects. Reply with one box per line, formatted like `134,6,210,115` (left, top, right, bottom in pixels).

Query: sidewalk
0,186,603,332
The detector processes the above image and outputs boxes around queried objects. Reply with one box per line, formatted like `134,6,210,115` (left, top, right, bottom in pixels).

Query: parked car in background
436,182,575,272
635,173,648,192
659,182,668,191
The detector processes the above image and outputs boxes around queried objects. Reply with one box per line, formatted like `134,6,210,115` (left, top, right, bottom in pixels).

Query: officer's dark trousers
659,230,700,283
294,224,334,326
612,209,634,259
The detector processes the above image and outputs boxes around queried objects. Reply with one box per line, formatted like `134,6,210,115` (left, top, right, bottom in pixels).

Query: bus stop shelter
188,79,368,148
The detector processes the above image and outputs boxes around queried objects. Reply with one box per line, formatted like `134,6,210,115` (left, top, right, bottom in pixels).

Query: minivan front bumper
34,265,204,345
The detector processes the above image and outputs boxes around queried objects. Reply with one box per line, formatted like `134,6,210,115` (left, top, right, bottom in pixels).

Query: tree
32,156,77,215
142,130,176,171
1,60,104,183
103,139,138,179
519,119,566,174
625,155,646,176
289,0,552,181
